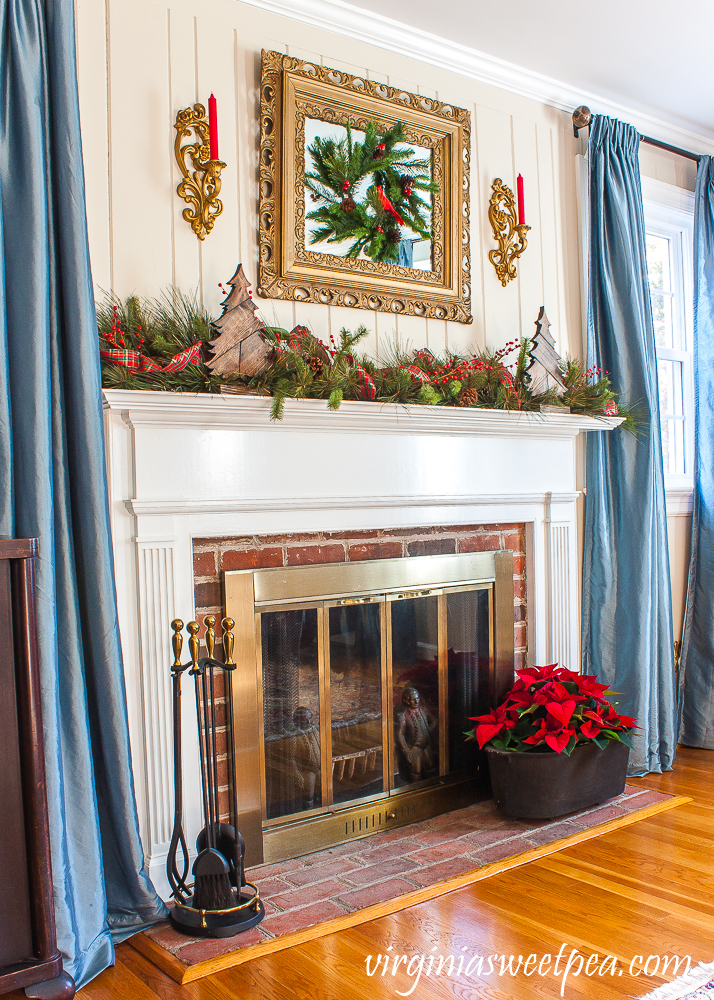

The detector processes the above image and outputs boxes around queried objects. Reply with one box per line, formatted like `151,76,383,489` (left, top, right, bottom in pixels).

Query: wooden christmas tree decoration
207,265,271,376
526,307,566,394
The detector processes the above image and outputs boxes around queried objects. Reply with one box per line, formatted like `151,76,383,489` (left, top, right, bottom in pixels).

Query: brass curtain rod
572,106,702,163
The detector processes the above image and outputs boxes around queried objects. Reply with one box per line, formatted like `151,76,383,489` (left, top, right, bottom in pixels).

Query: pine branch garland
98,291,629,426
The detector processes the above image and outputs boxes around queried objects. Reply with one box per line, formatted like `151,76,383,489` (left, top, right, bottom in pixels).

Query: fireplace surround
102,389,621,898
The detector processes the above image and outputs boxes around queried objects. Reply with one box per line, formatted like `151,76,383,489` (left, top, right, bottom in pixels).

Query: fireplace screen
226,551,515,864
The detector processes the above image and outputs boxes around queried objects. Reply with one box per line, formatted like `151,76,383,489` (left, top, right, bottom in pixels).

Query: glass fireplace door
260,606,323,820
327,600,385,805
389,594,441,789
258,581,496,825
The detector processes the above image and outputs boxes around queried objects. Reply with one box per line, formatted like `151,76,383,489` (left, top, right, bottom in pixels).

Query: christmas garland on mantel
98,292,628,426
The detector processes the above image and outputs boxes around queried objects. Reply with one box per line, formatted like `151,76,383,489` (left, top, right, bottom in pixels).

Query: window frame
642,179,695,493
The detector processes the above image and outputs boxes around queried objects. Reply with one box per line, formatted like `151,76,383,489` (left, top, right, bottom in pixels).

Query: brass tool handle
204,615,216,659
222,617,235,665
187,621,200,674
171,619,184,669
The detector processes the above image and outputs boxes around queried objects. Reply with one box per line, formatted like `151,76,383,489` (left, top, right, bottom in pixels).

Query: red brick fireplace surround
192,523,527,823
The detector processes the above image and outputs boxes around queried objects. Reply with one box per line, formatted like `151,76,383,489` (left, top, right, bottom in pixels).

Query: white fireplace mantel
102,389,621,897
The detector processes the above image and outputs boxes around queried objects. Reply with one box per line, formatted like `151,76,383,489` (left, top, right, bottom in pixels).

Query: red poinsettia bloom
580,718,605,739
570,673,612,702
544,728,577,753
596,702,623,725
545,701,576,728
517,663,560,684
507,686,537,708
469,705,516,749
523,714,577,754
535,680,586,706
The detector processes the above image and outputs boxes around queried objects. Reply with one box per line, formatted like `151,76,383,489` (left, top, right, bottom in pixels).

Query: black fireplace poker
167,616,264,937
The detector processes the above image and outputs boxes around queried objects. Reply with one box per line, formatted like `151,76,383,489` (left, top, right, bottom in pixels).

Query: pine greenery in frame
304,121,438,264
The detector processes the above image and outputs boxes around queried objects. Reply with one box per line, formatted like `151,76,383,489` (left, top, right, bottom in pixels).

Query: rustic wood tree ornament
526,307,566,394
207,266,271,376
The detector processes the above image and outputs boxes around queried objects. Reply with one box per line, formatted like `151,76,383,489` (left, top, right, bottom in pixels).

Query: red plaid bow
351,364,376,400
101,342,202,373
397,365,430,383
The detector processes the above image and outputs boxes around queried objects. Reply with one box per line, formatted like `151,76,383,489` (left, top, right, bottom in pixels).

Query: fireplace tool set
167,615,264,936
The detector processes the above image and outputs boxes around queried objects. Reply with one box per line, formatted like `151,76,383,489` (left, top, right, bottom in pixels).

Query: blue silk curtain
679,157,714,747
0,0,166,987
582,115,677,774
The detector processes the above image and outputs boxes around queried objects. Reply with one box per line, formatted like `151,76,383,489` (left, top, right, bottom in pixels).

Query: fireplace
102,390,620,897
224,550,515,865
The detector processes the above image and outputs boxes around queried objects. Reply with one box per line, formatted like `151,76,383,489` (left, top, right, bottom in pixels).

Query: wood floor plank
451,866,714,966
540,852,714,916
560,835,714,894
536,855,714,929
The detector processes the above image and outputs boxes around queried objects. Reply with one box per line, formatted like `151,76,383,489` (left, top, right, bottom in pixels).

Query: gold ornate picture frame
258,50,472,324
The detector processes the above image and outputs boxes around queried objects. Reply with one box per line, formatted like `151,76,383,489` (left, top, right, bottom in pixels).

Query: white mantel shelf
102,387,621,899
102,389,622,437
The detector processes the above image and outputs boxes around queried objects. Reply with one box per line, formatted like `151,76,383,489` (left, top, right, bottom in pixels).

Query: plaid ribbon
101,341,202,373
161,342,202,372
602,399,619,416
352,364,376,401
287,326,315,352
397,365,430,384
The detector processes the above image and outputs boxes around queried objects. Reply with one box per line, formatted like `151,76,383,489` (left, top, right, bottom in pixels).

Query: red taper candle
517,173,525,226
208,93,218,160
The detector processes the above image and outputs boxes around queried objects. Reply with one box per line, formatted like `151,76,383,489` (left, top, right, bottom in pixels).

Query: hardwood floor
28,747,714,999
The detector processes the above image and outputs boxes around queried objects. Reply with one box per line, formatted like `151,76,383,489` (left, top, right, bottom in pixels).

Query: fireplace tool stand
167,616,264,937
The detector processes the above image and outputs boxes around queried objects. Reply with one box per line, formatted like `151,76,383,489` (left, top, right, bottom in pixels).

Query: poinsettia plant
467,663,638,756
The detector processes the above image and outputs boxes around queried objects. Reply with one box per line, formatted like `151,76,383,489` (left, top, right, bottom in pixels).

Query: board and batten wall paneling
168,9,201,296
75,0,111,294
76,0,584,357
108,0,175,295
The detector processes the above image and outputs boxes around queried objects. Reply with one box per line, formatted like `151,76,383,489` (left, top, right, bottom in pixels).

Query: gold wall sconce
174,103,225,240
488,178,530,286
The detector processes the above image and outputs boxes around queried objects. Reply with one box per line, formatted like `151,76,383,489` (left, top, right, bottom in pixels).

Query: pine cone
387,228,401,244
341,197,356,213
460,386,479,407
372,142,386,160
306,355,324,375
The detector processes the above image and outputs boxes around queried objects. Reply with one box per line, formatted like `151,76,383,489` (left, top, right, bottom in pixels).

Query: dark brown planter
486,740,630,819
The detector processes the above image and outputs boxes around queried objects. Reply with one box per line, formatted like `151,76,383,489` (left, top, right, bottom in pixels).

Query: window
643,191,694,484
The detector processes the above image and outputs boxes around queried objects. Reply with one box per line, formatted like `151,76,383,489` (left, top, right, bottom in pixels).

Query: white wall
74,0,583,362
75,0,693,645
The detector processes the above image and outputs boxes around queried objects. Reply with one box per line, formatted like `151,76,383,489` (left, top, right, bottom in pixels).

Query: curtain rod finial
573,106,593,138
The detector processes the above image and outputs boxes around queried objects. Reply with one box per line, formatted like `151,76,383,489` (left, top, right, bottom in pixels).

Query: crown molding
235,0,714,155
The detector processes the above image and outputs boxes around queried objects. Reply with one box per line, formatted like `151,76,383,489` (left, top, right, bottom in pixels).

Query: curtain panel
679,156,714,747
582,115,676,775
0,0,166,987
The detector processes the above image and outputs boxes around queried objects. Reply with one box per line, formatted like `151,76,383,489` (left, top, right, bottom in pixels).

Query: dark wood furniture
0,539,75,999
